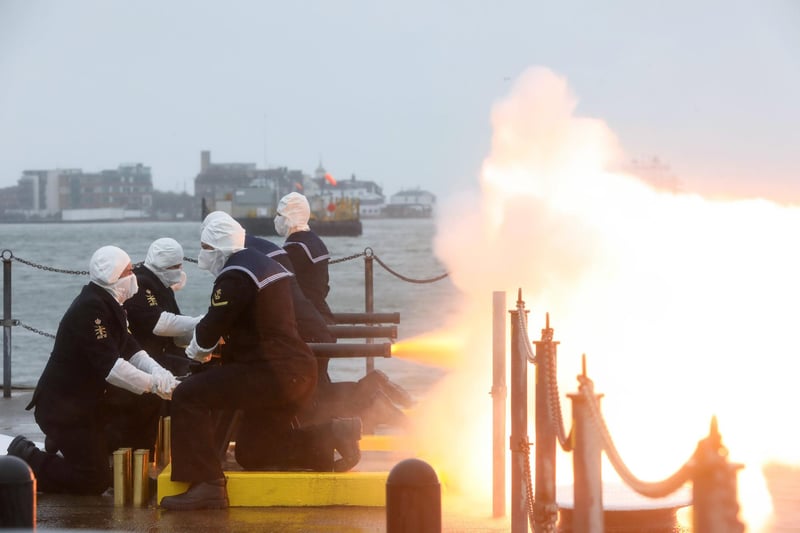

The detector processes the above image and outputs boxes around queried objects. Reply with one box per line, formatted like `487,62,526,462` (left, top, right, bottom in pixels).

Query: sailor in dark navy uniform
161,213,361,511
124,238,202,375
6,246,178,495
245,233,334,343
106,238,203,452
274,193,414,432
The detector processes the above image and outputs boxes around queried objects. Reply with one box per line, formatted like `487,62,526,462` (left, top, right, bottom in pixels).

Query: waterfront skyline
1,1,799,203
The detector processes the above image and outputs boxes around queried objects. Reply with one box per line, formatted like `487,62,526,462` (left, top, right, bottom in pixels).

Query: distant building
194,152,387,219
310,163,386,218
384,188,436,218
194,150,304,217
2,164,153,221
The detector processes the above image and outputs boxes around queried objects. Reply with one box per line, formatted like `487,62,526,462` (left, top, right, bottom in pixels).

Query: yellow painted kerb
158,464,389,507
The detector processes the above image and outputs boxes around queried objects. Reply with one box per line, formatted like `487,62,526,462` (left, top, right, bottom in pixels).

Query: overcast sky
1,0,798,202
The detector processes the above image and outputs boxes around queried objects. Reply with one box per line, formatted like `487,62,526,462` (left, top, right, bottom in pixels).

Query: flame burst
406,66,799,527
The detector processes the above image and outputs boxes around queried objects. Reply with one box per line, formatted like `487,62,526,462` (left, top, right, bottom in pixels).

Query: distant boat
235,216,362,237
201,197,363,237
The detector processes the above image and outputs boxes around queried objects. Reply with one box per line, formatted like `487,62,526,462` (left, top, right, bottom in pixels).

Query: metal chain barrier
18,322,55,339
12,255,88,275
329,250,366,265
372,254,449,283
521,439,538,532
577,374,693,498
5,245,450,340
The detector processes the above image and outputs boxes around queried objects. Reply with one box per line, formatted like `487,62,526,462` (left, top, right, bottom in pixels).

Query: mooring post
532,313,559,532
386,458,441,533
692,417,745,533
492,291,507,518
509,289,528,533
364,247,375,374
568,355,604,533
0,455,36,528
2,250,13,398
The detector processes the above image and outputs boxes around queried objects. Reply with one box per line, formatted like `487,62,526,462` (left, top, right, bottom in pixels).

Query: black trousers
30,419,112,495
104,386,164,453
169,361,315,483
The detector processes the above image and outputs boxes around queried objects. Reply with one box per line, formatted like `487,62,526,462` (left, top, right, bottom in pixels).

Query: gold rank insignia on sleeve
211,287,229,307
145,289,158,307
94,318,108,340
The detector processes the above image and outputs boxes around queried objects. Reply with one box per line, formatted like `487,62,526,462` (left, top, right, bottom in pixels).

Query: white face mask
110,274,138,304
274,214,290,237
170,270,187,292
152,267,184,289
198,249,226,276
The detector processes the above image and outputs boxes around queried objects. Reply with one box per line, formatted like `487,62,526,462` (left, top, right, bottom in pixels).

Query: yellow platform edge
361,433,408,452
158,464,389,507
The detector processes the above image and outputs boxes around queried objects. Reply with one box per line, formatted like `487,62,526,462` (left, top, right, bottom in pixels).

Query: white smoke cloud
425,65,800,527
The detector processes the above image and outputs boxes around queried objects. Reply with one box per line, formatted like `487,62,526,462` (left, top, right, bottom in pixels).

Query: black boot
160,478,228,510
7,435,38,464
331,417,362,472
360,390,409,433
366,370,414,408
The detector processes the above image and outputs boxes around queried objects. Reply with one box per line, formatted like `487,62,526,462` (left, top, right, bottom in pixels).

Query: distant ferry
202,197,363,237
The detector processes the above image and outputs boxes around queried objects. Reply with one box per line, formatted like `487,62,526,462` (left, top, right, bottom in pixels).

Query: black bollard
0,455,36,528
386,458,441,533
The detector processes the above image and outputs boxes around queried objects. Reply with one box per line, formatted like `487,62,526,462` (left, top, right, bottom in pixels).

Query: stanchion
491,290,506,518
113,448,132,506
386,458,441,533
568,357,604,533
0,455,36,528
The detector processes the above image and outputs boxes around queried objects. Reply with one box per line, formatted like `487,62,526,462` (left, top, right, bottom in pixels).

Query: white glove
151,373,180,400
185,331,216,363
106,358,153,395
130,350,174,381
153,312,204,337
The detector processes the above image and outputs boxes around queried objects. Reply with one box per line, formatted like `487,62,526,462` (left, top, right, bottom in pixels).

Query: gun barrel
327,325,397,339
308,342,392,358
332,312,400,324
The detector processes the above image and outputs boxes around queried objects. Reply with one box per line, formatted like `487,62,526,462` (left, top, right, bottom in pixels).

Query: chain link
517,310,571,451
578,374,693,498
18,322,56,339
13,256,89,275
373,254,448,283
521,438,537,532
329,251,366,265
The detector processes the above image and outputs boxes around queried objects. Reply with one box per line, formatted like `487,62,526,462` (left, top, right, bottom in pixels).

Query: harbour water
1,217,459,391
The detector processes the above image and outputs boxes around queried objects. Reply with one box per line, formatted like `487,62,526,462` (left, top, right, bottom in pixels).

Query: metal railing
503,290,745,533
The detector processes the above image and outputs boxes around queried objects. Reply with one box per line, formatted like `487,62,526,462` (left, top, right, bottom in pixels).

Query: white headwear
201,210,236,234
144,238,185,289
274,192,311,237
89,245,138,304
198,214,245,276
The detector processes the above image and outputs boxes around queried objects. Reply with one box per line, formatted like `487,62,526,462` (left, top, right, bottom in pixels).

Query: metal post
533,314,558,532
2,250,13,398
509,289,528,533
492,291,507,518
568,356,604,533
364,248,375,374
386,458,441,532
692,417,745,533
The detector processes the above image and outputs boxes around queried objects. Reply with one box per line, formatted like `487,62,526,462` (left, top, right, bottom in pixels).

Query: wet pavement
1,389,511,532
6,387,800,532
